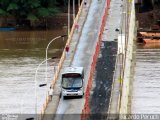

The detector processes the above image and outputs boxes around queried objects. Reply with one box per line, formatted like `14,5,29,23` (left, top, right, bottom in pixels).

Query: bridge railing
119,0,136,115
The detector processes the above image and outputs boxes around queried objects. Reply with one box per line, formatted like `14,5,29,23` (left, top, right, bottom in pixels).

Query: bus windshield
62,76,83,89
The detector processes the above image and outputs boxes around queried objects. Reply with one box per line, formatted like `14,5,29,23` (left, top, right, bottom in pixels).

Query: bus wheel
60,92,62,98
80,95,83,98
63,96,66,99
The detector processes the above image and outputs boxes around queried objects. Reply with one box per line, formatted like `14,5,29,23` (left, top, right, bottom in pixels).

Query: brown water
0,30,67,58
132,43,160,114
0,29,67,115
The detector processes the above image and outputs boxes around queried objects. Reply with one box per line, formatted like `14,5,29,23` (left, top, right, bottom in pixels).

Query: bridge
38,0,136,119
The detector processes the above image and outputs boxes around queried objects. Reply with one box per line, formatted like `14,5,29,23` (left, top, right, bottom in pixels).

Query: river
0,29,67,115
132,43,160,114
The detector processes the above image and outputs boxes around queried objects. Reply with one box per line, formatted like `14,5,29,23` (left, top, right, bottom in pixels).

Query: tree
0,0,11,27
0,0,60,28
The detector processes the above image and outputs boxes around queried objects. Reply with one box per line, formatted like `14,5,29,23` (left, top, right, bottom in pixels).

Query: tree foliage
0,0,61,28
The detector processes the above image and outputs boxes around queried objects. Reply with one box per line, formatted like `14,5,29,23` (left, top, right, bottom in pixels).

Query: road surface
55,0,106,120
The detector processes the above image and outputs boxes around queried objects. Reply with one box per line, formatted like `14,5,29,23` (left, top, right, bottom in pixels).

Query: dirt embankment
137,9,160,29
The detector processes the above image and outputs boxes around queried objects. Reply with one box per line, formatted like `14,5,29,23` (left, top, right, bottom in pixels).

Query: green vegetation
0,0,69,29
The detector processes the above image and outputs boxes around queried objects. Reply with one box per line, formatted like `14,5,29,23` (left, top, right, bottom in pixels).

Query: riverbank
0,13,73,30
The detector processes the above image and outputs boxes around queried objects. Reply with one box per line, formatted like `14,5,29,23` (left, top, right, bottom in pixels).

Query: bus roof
62,67,84,75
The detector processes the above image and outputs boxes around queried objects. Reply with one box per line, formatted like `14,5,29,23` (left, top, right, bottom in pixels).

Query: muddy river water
0,29,67,114
132,43,160,114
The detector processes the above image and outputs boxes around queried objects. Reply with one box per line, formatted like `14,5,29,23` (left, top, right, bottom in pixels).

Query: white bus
61,67,84,98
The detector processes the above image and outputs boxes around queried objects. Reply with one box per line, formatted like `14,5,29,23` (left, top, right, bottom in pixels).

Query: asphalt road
89,0,123,119
54,0,106,120
89,41,117,120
